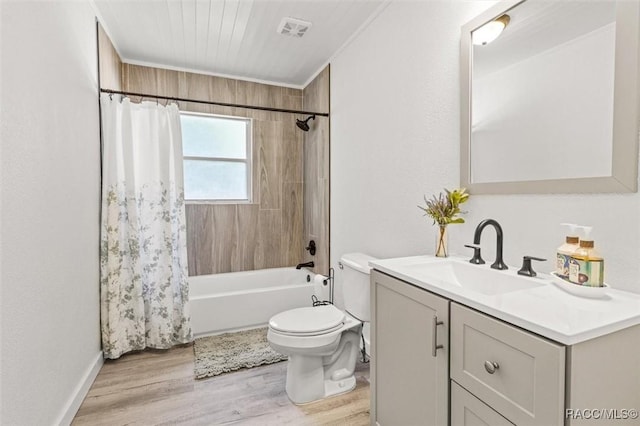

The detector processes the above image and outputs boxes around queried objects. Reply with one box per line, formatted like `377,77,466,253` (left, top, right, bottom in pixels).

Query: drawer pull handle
432,315,444,357
484,361,499,374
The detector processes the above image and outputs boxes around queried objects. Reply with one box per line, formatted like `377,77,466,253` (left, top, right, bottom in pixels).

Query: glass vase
435,225,448,258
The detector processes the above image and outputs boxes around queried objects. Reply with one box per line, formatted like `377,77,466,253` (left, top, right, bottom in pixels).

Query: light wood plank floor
73,344,370,425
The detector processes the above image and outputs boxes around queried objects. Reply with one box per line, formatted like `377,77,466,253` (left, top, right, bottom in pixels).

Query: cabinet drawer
451,381,513,426
450,303,565,426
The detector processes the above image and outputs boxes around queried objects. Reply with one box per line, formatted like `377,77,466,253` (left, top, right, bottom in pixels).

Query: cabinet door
566,324,640,426
451,381,514,426
370,270,449,426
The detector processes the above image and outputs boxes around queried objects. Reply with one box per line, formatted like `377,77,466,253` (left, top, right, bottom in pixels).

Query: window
181,112,252,202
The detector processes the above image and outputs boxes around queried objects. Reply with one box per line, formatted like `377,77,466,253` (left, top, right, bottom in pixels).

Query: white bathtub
189,267,316,337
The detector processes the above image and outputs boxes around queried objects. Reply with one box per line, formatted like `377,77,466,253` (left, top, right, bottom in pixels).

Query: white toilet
267,252,376,404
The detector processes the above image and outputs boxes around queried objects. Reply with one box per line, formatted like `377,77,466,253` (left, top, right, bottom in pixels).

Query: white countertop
369,255,640,345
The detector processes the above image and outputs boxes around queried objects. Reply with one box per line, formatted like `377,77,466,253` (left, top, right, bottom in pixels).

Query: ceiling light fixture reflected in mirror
473,14,510,46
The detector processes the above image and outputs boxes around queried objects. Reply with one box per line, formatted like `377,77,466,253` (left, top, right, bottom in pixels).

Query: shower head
296,115,316,132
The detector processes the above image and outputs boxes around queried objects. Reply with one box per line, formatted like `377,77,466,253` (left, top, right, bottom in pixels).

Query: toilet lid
269,305,345,334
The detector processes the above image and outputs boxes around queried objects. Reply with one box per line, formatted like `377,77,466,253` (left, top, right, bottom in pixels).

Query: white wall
1,1,102,424
473,23,615,183
330,0,640,307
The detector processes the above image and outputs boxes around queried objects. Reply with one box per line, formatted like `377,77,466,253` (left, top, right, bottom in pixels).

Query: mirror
461,0,640,194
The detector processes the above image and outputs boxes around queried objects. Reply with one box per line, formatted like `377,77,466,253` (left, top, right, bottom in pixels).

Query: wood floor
73,344,370,425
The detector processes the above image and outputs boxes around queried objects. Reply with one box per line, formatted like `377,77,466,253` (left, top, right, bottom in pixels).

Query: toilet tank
341,252,377,322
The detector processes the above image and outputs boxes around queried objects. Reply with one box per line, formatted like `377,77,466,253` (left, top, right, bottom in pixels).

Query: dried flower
418,188,469,226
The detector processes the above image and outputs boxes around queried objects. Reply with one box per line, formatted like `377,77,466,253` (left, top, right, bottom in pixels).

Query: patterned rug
193,327,287,379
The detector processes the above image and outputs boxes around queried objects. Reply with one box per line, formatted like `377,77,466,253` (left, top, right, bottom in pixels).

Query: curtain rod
99,88,329,117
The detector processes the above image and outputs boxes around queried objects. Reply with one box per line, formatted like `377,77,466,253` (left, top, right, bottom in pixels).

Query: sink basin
404,259,545,296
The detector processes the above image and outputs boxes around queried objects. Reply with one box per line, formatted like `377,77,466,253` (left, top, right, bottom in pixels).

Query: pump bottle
569,226,604,287
557,223,580,280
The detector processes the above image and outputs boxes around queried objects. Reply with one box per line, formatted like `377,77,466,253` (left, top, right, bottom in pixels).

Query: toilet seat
270,323,344,337
268,310,361,354
269,305,346,336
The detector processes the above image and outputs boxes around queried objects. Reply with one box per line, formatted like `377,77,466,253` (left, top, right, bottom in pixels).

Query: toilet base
287,368,357,405
278,320,362,405
324,375,356,400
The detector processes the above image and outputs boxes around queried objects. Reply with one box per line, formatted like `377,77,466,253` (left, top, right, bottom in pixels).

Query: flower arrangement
418,188,469,226
418,188,469,257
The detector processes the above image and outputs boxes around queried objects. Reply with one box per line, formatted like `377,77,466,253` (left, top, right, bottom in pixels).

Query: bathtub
189,267,317,337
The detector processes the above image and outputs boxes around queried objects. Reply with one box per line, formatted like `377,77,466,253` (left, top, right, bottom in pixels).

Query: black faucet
464,244,485,264
472,219,508,270
517,256,546,277
296,261,314,270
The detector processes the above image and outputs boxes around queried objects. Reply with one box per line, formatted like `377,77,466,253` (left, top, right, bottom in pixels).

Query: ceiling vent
277,17,312,38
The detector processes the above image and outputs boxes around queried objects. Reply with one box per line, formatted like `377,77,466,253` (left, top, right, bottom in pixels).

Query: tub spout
296,261,314,270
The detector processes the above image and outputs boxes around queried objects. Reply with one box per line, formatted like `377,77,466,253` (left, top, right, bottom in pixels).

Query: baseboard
56,351,104,426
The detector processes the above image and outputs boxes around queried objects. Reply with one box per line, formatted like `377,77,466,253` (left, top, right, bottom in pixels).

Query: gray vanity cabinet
450,303,565,426
371,269,640,426
370,270,449,426
451,381,514,426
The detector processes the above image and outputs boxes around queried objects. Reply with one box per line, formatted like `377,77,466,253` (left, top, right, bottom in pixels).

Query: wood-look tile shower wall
97,24,122,91
97,26,329,276
302,67,330,275
120,64,304,275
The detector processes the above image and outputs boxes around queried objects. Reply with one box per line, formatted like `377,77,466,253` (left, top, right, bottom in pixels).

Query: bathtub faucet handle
305,240,316,256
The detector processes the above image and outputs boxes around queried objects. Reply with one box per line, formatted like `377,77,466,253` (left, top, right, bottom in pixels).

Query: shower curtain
100,94,192,359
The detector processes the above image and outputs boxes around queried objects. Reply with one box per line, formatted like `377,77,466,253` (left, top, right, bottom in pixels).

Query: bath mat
193,327,287,379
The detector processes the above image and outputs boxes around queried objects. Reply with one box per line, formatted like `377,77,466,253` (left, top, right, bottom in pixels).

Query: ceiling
94,0,386,88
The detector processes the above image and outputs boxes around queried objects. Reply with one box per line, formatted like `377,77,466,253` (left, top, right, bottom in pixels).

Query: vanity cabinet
371,269,640,426
451,381,514,426
450,303,565,426
370,270,449,426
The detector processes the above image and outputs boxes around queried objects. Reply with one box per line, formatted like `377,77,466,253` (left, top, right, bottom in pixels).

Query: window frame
180,111,253,204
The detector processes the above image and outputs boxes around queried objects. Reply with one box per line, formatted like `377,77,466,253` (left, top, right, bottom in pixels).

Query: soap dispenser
569,226,604,287
557,223,580,280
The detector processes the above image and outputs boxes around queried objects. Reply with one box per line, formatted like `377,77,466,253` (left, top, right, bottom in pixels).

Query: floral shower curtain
100,94,192,359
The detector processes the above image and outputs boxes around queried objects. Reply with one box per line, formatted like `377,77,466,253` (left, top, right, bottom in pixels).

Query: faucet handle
305,240,316,256
517,256,546,277
464,244,485,265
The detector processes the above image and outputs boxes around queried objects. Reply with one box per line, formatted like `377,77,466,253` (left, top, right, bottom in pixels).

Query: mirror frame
460,0,640,194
